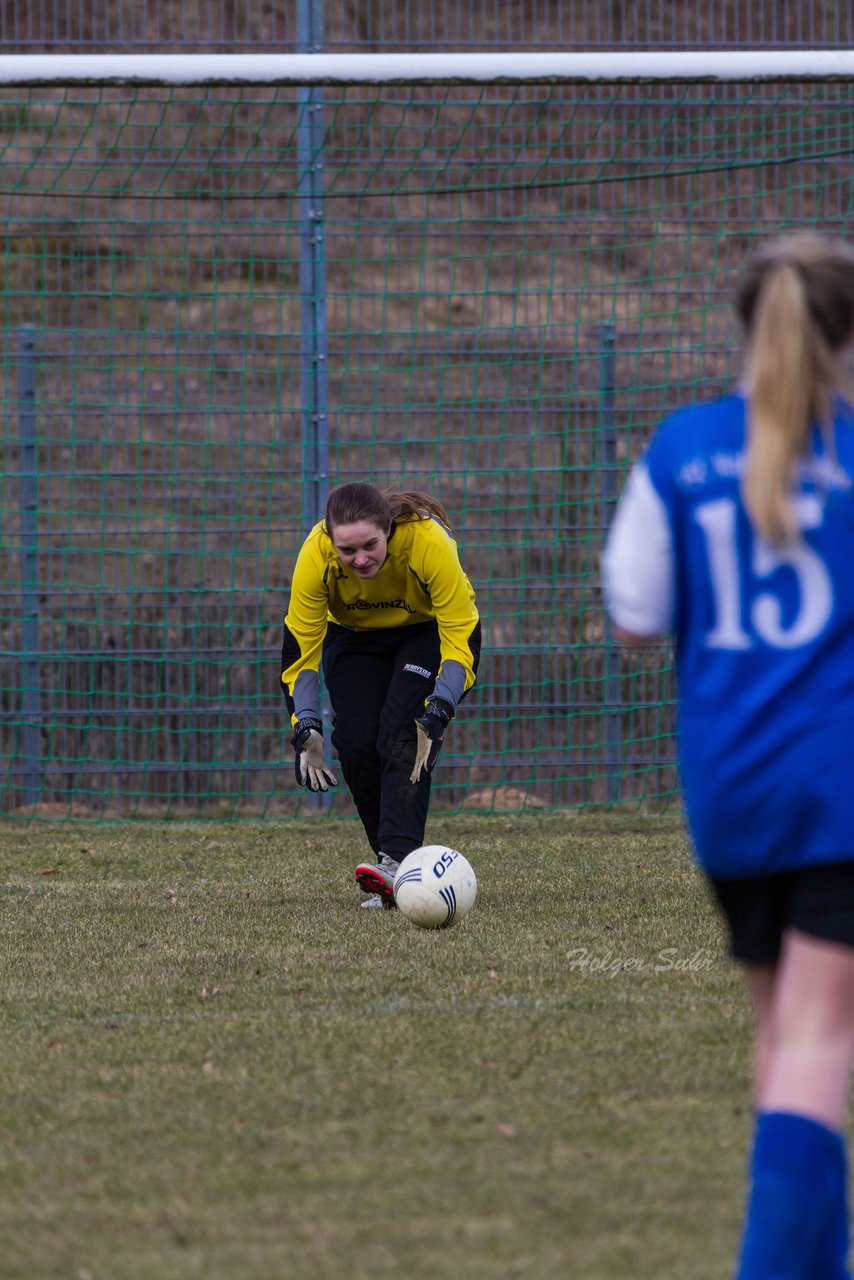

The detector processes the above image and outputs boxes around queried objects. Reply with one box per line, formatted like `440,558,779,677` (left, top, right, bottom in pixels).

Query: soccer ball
393,845,477,929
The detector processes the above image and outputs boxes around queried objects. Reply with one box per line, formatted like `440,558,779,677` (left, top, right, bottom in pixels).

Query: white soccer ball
393,845,477,929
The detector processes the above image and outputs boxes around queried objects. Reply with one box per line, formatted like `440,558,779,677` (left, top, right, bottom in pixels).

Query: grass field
2,813,756,1280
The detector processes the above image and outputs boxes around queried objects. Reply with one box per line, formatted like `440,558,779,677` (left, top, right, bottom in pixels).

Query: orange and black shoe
355,854,399,909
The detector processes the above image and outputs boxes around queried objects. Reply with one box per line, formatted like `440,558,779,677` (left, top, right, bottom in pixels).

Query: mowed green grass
2,814,754,1280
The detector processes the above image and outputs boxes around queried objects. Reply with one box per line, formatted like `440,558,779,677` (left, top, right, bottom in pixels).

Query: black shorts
708,862,854,965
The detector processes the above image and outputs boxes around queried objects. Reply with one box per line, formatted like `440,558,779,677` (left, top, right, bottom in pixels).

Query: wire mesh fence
0,1,852,52
3,71,853,817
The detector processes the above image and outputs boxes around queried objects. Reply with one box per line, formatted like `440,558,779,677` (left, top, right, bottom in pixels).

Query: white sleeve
601,462,675,636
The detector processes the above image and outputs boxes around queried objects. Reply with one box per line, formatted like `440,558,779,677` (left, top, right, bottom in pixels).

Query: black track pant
322,620,442,860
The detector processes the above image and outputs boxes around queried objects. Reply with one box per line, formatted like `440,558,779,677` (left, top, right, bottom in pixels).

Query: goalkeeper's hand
410,697,453,784
292,717,338,793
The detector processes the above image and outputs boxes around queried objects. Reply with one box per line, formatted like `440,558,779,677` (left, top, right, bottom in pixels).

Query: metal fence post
598,322,622,803
18,324,42,805
297,0,333,810
297,0,330,529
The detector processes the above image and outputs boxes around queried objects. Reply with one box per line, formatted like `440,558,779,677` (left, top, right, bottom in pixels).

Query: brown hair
735,232,854,545
324,482,451,537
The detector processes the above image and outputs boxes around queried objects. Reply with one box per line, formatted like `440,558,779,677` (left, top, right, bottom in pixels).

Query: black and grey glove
410,697,453,784
292,717,338,793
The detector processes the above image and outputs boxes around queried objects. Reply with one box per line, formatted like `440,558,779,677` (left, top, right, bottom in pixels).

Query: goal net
3,53,852,817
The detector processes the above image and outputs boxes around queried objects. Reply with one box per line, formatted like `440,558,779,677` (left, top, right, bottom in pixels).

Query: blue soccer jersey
602,391,854,876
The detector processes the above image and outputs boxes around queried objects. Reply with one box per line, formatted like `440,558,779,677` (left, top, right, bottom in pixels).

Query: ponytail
743,264,820,545
383,488,451,529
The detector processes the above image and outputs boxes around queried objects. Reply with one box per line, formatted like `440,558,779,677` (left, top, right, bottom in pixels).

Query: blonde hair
736,233,854,545
324,482,451,536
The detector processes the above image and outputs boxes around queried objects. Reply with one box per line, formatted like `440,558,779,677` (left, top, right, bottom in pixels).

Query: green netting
2,78,853,819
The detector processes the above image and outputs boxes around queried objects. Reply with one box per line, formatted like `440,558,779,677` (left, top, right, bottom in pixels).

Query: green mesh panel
2,79,852,818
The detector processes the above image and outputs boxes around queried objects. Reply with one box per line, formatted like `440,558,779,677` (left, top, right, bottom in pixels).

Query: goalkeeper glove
410,697,453,784
292,717,338,793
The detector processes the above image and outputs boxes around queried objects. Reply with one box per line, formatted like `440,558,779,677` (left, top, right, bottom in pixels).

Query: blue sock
735,1111,850,1280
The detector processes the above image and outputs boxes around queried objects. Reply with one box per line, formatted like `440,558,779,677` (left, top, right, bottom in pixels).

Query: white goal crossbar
2,51,854,86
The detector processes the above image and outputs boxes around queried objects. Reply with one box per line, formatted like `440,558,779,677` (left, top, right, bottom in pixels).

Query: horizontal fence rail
4,51,854,84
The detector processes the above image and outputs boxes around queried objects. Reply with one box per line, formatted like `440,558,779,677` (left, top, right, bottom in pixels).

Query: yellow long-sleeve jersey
281,515,480,725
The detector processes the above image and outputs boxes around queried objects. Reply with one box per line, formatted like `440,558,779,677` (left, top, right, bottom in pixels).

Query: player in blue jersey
603,233,854,1279
281,481,481,908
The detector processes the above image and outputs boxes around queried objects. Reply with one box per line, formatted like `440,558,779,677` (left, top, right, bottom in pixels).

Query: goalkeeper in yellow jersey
280,481,482,908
